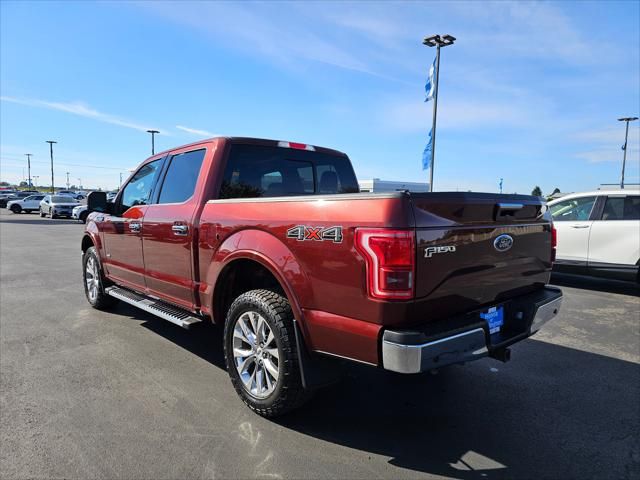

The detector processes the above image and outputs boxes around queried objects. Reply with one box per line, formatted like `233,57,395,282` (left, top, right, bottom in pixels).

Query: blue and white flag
422,128,433,170
424,57,437,102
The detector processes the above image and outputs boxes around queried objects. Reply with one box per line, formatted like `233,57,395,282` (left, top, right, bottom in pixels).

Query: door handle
570,224,590,229
172,224,188,235
129,222,141,232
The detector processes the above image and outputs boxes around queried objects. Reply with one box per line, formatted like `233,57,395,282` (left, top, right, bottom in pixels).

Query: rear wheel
39,209,45,217
79,211,88,223
10,204,21,214
224,289,308,417
82,246,117,310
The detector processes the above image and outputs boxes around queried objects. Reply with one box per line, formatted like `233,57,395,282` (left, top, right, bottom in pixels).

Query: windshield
51,196,78,203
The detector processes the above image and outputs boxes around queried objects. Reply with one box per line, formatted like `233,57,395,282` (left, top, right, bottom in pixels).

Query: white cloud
381,98,527,132
0,96,164,134
175,125,219,138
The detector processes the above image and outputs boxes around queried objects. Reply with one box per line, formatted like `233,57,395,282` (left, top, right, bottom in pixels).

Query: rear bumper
382,286,563,374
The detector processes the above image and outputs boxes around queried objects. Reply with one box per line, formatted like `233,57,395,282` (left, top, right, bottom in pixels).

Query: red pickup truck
83,137,562,417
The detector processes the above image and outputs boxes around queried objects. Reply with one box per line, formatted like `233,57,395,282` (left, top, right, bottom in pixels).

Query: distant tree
0,181,10,187
19,181,28,187
531,186,543,197
69,184,77,190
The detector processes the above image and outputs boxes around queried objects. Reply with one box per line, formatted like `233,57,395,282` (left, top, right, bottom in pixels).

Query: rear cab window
219,144,359,199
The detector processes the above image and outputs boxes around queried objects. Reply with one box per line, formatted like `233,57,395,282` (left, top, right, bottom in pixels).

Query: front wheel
39,209,45,217
224,289,308,417
10,205,21,214
82,247,117,310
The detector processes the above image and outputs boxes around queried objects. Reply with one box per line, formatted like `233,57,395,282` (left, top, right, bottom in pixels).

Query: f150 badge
424,245,456,258
287,225,343,243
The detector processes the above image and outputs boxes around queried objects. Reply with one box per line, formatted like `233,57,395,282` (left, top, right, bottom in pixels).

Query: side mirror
87,191,111,214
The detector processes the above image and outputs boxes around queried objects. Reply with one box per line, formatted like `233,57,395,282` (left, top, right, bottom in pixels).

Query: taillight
355,229,415,300
551,224,557,263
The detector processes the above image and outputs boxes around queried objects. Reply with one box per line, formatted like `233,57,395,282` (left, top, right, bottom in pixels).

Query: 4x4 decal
286,225,343,243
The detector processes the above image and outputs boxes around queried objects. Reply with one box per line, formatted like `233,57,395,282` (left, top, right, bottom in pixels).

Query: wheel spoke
233,347,253,359
263,358,279,379
265,347,279,361
236,355,254,375
238,315,255,346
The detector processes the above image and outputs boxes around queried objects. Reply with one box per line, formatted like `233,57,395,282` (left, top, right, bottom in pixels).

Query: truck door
549,195,597,266
101,158,163,291
141,147,208,311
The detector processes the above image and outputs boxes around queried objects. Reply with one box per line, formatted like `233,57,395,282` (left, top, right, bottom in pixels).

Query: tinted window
120,159,162,211
602,196,640,221
51,195,77,203
550,196,596,221
219,144,359,199
158,149,206,204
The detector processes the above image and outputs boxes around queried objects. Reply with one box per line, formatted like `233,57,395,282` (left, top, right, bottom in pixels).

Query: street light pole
46,140,57,194
147,129,159,155
66,171,70,189
618,116,638,189
78,177,82,190
423,34,455,192
25,154,33,188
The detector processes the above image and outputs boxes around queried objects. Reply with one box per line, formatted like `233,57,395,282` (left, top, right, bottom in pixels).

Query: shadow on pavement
551,272,639,296
115,302,640,479
0,216,80,226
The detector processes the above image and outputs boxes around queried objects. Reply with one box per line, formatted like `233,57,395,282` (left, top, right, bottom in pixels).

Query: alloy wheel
232,310,280,399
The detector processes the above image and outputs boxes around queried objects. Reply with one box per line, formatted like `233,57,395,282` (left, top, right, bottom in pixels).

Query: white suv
548,188,640,282
6,194,46,213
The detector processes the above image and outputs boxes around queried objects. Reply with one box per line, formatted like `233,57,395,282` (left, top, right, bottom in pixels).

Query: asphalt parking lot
1,208,638,480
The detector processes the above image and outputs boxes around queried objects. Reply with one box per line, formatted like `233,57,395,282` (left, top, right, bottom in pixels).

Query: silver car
39,195,80,219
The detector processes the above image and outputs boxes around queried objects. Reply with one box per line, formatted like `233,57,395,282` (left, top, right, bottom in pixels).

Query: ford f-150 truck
82,137,563,417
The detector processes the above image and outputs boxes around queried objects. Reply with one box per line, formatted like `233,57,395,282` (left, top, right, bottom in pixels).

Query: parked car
6,194,46,213
72,205,89,223
549,188,640,282
39,195,80,218
56,190,84,200
81,137,562,417
0,191,32,208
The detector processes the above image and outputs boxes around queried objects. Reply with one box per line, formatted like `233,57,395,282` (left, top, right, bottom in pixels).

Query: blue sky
1,0,639,193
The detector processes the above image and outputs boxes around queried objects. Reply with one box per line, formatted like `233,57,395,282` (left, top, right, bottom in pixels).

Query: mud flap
293,319,343,389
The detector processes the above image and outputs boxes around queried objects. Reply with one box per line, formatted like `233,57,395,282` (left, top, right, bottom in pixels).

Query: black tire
49,210,56,219
79,211,88,224
39,209,45,217
82,246,118,310
224,289,308,417
10,204,21,214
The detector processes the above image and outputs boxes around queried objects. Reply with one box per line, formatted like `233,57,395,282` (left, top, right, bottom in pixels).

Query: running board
105,286,203,329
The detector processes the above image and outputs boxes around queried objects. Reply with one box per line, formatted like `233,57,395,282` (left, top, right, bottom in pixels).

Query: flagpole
429,44,441,192
423,34,455,192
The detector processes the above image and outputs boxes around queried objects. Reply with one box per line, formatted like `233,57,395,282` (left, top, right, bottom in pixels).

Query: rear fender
205,229,313,337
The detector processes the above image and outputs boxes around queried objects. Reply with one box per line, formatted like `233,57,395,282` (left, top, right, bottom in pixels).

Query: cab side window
550,196,596,221
602,196,640,221
120,159,162,213
157,149,206,204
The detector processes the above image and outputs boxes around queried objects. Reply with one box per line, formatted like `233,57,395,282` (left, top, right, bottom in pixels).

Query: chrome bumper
382,290,563,374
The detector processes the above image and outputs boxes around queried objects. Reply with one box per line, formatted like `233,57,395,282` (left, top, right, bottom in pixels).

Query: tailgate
410,192,552,321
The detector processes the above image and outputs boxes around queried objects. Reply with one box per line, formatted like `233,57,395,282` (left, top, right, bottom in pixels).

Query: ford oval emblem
494,234,514,252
